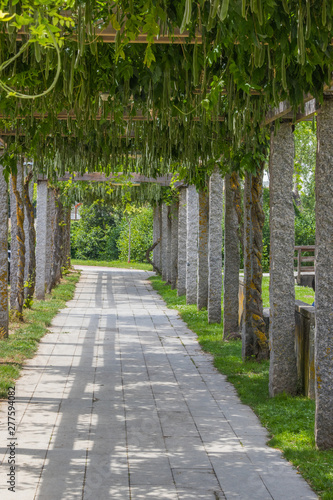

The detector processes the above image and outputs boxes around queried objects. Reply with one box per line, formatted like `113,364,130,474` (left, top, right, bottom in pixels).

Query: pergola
0,1,332,452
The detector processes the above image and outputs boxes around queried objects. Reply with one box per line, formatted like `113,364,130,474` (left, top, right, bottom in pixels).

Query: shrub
70,201,121,260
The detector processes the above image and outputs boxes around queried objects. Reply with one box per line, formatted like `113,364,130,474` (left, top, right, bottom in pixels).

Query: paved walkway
0,266,317,499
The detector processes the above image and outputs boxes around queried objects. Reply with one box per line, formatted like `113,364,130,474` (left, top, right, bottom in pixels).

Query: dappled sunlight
0,267,320,500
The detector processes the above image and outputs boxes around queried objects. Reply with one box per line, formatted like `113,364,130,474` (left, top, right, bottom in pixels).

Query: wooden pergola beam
97,25,202,44
264,94,315,125
17,25,202,45
0,110,224,124
265,82,332,124
39,172,179,186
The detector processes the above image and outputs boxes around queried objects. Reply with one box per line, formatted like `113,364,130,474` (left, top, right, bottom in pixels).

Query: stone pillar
269,121,297,396
186,185,199,304
161,203,168,282
208,168,223,323
166,205,172,284
0,165,8,338
170,203,179,290
153,205,161,271
64,206,71,269
314,96,333,450
10,163,23,310
242,173,256,358
177,188,187,296
223,173,240,338
24,175,34,285
197,187,209,310
35,180,48,300
45,188,56,292
242,169,268,360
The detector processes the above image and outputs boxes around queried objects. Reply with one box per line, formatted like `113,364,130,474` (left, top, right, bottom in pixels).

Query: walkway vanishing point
0,267,317,500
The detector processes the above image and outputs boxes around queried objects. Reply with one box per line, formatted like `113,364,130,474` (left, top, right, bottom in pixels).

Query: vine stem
0,28,61,100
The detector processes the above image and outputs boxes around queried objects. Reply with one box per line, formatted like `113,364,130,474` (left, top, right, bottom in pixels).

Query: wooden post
298,248,301,283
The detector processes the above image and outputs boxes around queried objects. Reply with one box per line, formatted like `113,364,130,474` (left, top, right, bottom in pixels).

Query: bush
71,201,121,260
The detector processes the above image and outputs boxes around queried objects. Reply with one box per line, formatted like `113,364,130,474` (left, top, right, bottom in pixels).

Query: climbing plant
0,1,331,182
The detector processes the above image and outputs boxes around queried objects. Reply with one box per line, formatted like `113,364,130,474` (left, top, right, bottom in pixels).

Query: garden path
0,266,317,499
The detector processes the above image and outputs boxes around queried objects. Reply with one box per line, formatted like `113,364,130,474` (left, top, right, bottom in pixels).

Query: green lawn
0,270,81,399
262,276,315,307
72,259,153,271
150,275,332,500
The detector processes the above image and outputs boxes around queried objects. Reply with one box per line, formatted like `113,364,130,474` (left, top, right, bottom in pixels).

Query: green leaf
219,0,230,21
110,13,121,31
0,11,14,21
144,45,155,67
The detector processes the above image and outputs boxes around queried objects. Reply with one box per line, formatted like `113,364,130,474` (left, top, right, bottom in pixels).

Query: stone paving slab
0,266,318,499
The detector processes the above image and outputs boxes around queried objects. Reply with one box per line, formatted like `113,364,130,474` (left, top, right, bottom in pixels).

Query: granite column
208,169,223,323
186,185,199,304
314,95,333,449
177,188,187,296
269,121,297,396
197,187,209,310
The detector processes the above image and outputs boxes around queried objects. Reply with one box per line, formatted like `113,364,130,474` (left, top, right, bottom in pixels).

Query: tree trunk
9,164,23,310
11,168,25,319
242,167,269,361
145,238,161,274
229,172,244,258
223,173,240,339
0,164,8,338
23,170,36,303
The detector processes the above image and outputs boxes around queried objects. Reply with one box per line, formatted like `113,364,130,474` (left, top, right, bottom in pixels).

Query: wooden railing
294,245,315,282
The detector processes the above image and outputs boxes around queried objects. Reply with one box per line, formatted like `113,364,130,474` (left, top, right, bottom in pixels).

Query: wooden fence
294,245,315,283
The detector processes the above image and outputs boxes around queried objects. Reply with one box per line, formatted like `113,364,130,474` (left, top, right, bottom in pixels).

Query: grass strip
0,270,81,399
72,259,153,271
150,275,332,500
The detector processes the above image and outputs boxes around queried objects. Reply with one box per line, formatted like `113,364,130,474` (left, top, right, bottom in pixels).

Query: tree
118,206,153,263
294,122,316,209
71,201,121,260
